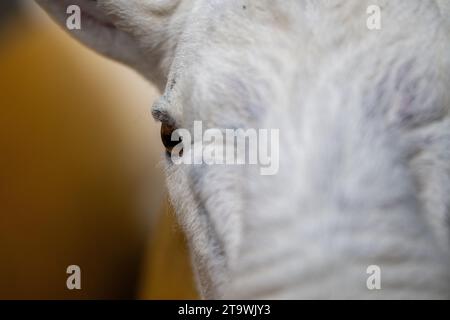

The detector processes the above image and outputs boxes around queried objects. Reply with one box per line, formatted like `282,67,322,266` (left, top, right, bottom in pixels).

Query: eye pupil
160,122,181,154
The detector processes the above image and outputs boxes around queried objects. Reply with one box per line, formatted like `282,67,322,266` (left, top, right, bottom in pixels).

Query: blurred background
0,0,197,299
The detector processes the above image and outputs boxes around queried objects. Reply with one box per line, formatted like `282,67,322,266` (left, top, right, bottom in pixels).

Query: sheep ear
35,0,179,88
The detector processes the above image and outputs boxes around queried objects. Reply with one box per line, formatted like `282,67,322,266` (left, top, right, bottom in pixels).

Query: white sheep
36,0,450,299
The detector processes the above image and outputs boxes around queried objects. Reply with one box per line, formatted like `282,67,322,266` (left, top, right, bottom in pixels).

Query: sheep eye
160,122,181,154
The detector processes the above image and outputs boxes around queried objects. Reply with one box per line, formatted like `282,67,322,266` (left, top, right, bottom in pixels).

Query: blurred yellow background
0,2,197,299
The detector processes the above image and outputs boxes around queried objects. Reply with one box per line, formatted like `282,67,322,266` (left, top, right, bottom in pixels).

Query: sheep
36,0,450,299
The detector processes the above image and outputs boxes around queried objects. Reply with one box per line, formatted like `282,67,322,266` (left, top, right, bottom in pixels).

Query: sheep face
36,0,450,298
